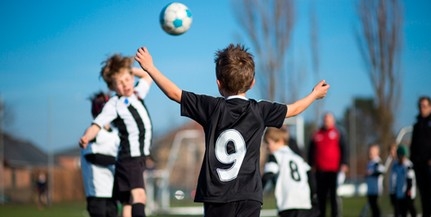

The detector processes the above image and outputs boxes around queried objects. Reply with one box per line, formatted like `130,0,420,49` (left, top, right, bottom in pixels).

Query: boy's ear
217,79,221,88
250,78,256,89
216,79,225,96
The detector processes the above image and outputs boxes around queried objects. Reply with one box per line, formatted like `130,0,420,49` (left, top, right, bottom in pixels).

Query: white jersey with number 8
264,146,312,210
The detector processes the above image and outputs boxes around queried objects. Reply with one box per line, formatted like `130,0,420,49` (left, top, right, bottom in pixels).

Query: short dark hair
418,96,431,108
214,44,255,95
90,91,109,118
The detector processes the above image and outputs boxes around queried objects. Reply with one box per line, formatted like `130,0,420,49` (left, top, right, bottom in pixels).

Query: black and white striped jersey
93,78,152,158
181,91,287,204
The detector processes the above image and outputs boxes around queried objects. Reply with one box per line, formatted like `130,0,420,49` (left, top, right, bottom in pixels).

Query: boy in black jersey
135,44,329,217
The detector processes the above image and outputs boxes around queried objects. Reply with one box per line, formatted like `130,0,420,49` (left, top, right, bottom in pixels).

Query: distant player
81,91,119,217
262,127,320,217
135,44,329,217
80,55,153,217
391,145,417,217
365,143,385,217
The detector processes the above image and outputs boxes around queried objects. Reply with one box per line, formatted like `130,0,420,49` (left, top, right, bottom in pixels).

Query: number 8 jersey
263,146,313,211
181,91,287,203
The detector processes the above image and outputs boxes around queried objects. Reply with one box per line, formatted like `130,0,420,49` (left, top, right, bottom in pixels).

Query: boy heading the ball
135,44,329,217
79,54,153,217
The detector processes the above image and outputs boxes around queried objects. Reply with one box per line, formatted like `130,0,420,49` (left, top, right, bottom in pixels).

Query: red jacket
308,126,348,172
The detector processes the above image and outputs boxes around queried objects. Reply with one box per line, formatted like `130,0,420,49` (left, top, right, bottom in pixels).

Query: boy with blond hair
80,54,153,217
365,143,385,217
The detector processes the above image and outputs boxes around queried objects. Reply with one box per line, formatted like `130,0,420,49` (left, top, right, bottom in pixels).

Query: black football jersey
181,90,287,203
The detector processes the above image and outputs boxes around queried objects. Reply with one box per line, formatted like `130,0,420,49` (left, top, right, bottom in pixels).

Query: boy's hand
135,47,154,73
79,136,89,149
312,80,330,99
406,190,412,198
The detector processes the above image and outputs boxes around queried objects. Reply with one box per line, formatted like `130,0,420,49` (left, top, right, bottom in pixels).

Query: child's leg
105,198,118,217
397,198,408,217
122,204,132,217
86,197,106,217
131,188,146,217
367,195,380,217
407,199,417,217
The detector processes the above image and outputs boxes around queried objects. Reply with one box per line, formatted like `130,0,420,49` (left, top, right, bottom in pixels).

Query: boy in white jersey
135,44,329,217
80,54,153,217
81,91,119,217
262,127,320,217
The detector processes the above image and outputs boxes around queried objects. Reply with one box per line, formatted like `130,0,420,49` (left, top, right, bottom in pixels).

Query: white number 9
215,129,246,182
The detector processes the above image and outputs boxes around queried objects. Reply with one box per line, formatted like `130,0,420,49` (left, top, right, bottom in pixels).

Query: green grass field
0,195,411,217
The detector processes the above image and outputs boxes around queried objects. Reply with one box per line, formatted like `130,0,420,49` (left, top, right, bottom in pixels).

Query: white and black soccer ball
159,2,192,36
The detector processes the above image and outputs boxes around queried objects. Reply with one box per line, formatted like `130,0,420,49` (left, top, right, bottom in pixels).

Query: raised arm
286,80,329,117
135,47,182,103
132,67,153,85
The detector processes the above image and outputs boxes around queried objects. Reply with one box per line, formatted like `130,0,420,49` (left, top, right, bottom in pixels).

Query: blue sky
0,0,430,152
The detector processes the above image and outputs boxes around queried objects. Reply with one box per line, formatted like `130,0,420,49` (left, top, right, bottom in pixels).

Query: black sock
131,203,146,217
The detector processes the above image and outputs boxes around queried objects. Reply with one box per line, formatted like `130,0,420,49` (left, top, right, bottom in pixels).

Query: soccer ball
159,2,192,36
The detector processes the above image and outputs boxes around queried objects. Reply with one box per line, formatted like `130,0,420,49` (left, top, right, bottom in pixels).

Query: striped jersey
181,91,287,203
93,78,152,158
81,128,120,197
263,146,312,211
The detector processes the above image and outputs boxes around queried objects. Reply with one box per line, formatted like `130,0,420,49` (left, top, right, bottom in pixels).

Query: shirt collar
226,95,248,100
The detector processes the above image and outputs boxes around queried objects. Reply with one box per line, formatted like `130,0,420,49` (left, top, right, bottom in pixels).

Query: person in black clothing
410,96,431,217
35,171,48,209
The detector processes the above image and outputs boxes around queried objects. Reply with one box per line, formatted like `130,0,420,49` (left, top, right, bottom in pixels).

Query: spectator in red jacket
308,112,349,217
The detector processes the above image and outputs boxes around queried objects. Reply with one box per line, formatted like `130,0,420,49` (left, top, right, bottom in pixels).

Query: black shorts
113,156,146,203
204,200,261,217
86,197,117,217
279,209,320,217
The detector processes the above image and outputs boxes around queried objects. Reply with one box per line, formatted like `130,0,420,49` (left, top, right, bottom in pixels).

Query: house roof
55,146,81,157
1,132,49,168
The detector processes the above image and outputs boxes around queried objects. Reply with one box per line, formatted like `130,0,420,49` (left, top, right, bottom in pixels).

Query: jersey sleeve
258,100,287,128
181,90,218,125
134,78,151,99
93,98,118,128
262,154,279,188
263,154,280,174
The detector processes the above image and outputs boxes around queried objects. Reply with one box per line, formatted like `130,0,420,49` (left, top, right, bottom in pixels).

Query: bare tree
0,96,14,130
356,0,403,149
309,1,322,125
232,0,295,101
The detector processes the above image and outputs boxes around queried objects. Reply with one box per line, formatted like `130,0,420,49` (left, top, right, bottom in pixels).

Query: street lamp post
0,95,4,204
